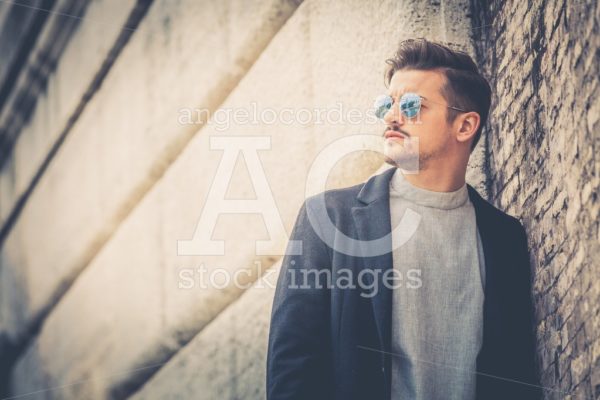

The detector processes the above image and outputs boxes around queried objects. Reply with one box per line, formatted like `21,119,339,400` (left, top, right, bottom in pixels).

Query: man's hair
384,38,492,152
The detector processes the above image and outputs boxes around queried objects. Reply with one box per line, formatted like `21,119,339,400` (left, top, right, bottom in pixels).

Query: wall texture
0,0,596,399
471,0,600,399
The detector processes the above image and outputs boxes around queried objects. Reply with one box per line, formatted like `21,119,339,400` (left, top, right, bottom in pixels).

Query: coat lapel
351,168,396,376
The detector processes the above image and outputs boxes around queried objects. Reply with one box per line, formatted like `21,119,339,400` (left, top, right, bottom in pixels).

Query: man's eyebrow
388,90,429,102
389,89,419,97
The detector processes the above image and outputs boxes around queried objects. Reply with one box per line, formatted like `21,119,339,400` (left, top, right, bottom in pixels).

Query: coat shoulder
468,185,525,231
305,181,364,212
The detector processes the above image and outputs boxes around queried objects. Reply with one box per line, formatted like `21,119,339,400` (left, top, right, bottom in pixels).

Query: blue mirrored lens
399,93,421,118
373,95,393,119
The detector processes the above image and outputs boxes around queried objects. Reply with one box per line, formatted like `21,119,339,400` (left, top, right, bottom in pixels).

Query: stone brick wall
471,0,600,398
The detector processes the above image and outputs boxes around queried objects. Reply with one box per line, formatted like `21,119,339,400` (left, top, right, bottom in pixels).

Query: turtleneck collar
389,168,469,210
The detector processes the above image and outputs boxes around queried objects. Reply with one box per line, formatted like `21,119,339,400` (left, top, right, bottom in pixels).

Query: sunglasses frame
374,92,468,120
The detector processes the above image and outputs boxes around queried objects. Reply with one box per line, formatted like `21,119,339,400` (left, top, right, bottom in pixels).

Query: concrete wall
2,0,595,399
471,0,600,399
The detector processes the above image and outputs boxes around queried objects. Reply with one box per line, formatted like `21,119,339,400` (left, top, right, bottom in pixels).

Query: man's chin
383,149,420,172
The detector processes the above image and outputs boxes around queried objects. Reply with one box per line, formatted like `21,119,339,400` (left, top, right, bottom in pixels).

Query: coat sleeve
510,220,544,399
266,198,334,400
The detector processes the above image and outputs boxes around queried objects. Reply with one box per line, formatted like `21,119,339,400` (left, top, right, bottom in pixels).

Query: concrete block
130,262,280,400
0,0,138,227
0,0,301,347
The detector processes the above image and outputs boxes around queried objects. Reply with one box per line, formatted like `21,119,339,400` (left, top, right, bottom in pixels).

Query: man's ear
456,111,481,144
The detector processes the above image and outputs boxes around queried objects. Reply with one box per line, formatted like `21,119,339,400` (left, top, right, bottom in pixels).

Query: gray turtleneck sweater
389,168,486,400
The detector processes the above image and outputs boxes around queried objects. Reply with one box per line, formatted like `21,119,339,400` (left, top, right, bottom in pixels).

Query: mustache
382,125,410,137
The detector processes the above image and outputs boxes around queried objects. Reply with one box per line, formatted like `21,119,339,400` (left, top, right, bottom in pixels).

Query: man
266,38,541,400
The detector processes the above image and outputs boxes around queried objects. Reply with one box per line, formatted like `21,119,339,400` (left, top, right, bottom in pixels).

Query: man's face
382,69,455,171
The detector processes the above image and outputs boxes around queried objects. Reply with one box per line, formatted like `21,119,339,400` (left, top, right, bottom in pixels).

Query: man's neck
399,164,467,192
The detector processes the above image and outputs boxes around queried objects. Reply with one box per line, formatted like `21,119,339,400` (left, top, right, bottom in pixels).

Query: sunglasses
373,93,468,120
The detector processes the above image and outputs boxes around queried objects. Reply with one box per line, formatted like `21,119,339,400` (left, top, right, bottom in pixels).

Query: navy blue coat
266,168,542,400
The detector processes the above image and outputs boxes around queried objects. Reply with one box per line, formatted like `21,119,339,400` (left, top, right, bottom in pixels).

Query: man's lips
384,130,409,139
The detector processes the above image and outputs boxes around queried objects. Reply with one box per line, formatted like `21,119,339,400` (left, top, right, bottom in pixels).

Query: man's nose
383,103,404,126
